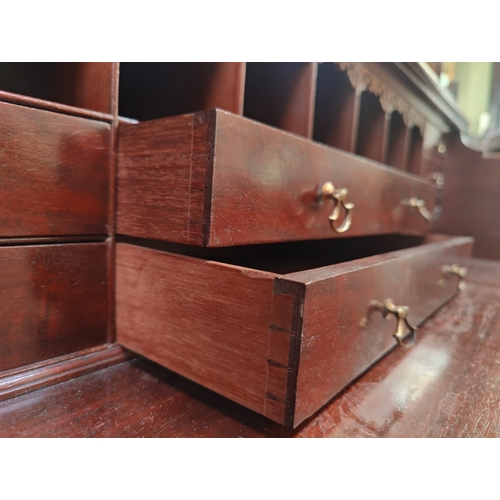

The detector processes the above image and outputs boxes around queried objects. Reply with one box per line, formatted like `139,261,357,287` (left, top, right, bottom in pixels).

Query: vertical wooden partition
243,62,317,138
386,111,408,169
356,91,387,163
313,62,359,152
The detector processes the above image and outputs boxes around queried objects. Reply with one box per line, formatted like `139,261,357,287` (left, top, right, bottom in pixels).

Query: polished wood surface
287,235,472,426
1,257,498,438
0,344,131,402
117,112,211,245
0,101,111,237
117,109,436,247
0,242,109,371
116,236,471,427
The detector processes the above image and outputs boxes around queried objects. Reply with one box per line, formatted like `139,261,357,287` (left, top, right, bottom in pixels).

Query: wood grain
116,242,296,424
0,344,132,402
0,101,111,237
116,236,472,427
117,112,213,245
117,109,436,247
1,257,497,438
0,242,109,371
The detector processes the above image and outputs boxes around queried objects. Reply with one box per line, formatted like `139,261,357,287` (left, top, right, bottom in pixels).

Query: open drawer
116,234,473,428
117,109,436,247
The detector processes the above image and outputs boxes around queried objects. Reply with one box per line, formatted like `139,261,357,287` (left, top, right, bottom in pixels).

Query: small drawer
0,101,110,237
117,109,436,247
116,234,473,427
0,242,109,371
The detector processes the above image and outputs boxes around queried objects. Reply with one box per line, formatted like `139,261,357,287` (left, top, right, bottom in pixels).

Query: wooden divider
408,126,424,174
313,62,358,151
386,111,408,169
243,62,317,138
356,91,387,163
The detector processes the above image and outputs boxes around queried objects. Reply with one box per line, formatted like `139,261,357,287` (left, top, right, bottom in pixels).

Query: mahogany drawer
0,101,110,237
116,234,473,428
0,242,109,371
117,109,436,247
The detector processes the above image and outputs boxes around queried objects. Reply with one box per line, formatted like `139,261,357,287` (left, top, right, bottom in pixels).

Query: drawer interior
117,233,426,275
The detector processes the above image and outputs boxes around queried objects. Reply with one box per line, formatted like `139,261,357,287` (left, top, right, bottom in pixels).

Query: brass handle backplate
320,182,354,233
441,264,467,292
408,197,434,222
381,298,417,349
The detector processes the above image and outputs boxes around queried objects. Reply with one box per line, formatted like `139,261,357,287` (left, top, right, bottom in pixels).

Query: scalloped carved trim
337,62,426,135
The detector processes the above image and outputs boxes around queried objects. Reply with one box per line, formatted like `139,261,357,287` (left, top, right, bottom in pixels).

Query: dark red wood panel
0,257,497,438
0,242,109,371
0,101,111,237
283,236,473,426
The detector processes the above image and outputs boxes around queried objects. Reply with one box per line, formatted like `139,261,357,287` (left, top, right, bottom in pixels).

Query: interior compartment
313,63,357,151
118,62,245,121
408,126,424,174
386,111,408,169
117,233,426,275
243,62,316,137
0,63,115,114
356,91,387,162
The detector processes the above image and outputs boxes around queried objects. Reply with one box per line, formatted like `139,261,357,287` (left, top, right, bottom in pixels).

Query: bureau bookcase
0,62,494,427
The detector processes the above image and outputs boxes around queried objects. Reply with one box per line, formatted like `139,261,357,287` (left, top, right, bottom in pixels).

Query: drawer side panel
117,112,212,245
292,236,473,426
116,243,296,424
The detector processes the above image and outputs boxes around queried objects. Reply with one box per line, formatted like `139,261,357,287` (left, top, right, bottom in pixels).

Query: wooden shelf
243,62,317,137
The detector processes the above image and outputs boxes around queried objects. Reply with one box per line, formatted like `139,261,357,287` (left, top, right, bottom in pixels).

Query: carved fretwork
337,62,426,135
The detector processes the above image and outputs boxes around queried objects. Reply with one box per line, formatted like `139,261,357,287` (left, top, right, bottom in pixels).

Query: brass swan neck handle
441,264,467,292
320,182,354,233
380,298,418,349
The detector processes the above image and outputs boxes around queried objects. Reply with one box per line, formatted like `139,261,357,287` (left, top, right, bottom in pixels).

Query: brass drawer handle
408,197,434,222
382,298,417,349
441,264,467,292
320,182,354,233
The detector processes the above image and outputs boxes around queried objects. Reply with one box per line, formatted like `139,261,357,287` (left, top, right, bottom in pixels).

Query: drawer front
117,109,436,247
0,101,110,237
0,242,109,371
288,236,473,426
116,236,472,428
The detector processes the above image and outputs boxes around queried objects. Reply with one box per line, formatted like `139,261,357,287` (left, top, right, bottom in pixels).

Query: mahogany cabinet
0,62,491,435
